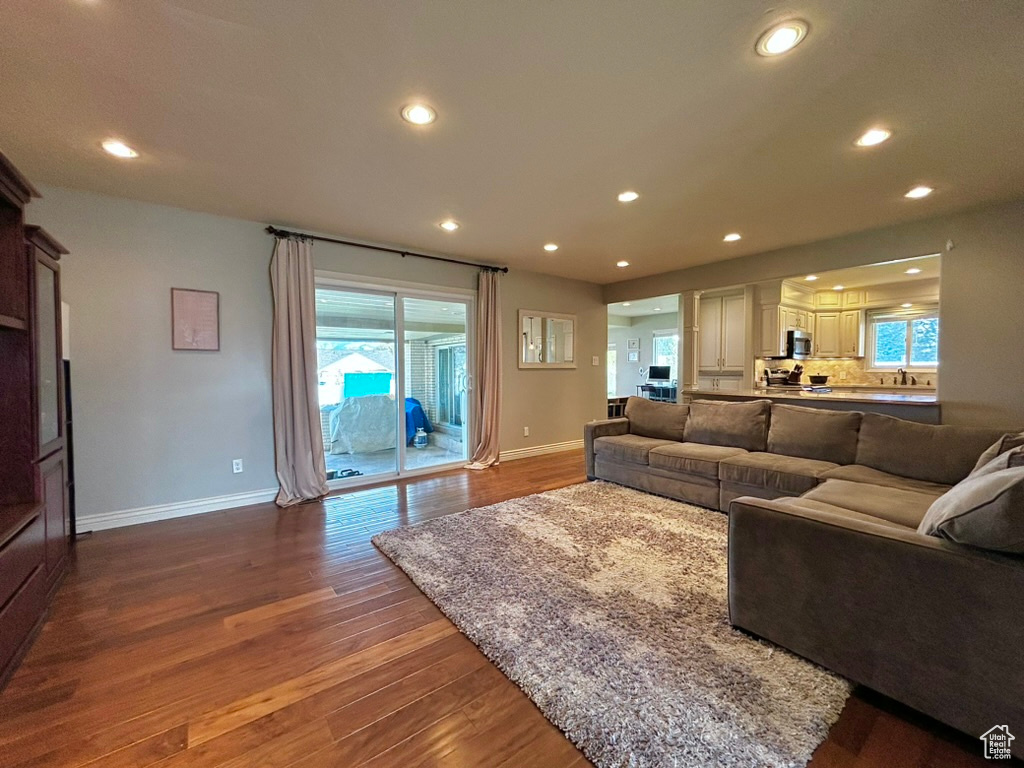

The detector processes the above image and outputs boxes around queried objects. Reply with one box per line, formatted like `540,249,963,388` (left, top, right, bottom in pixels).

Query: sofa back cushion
856,413,1004,485
625,397,688,441
683,399,771,451
768,404,862,465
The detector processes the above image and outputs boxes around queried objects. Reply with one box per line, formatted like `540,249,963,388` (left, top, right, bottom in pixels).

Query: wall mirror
519,310,576,369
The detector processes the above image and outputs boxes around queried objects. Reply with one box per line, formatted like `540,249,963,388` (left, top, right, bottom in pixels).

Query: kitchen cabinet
697,376,742,391
840,310,864,356
814,312,842,356
756,304,810,357
813,309,863,357
699,294,745,372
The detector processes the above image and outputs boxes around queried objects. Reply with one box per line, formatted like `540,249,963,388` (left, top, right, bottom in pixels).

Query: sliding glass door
315,282,471,484
315,287,398,481
401,297,469,472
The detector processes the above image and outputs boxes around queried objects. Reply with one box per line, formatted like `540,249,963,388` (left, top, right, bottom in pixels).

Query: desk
637,384,677,403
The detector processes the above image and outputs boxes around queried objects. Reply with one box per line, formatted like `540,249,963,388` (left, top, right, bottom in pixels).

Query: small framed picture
172,288,220,351
627,338,640,351
627,351,639,363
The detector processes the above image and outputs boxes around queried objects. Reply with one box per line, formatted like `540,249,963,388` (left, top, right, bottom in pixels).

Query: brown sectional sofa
584,396,1024,738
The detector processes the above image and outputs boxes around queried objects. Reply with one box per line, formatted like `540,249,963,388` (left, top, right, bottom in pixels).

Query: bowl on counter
808,375,829,385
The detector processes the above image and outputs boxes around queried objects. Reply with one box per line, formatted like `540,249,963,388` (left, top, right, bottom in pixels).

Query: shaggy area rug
372,481,851,767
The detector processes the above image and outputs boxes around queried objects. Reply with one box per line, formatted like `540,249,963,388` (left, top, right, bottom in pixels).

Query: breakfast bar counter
681,387,941,423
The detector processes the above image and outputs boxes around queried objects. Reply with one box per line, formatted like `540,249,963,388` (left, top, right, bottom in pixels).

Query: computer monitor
648,365,671,382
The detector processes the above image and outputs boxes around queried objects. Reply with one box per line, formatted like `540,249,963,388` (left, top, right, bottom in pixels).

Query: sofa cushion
593,434,676,465
801,479,940,529
767,496,911,531
683,399,771,452
820,464,952,495
720,453,838,496
972,431,1024,474
855,413,1003,486
624,396,688,441
767,404,862,465
918,466,1024,554
649,442,748,479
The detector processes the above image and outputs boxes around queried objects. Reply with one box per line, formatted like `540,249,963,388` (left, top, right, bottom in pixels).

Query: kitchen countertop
683,387,938,405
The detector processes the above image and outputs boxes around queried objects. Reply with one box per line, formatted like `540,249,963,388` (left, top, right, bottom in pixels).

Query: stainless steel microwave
786,330,813,359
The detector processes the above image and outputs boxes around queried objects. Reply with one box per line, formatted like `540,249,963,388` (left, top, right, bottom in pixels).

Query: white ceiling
2,2,1023,284
793,253,940,290
609,295,680,319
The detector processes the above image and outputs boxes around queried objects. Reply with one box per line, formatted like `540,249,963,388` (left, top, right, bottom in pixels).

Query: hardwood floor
0,450,993,767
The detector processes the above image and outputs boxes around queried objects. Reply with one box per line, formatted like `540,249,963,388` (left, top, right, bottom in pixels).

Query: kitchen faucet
898,368,908,386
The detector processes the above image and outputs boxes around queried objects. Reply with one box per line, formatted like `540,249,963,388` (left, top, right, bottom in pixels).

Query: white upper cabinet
699,293,745,372
814,312,842,356
840,310,864,356
698,297,723,370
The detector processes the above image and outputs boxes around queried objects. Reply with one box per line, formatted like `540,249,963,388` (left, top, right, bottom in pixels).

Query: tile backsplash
755,358,937,388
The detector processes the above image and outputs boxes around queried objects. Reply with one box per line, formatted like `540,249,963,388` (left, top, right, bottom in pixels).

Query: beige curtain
467,270,502,469
270,236,329,506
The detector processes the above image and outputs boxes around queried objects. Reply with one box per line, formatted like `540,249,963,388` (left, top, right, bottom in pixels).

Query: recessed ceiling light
905,186,934,199
855,128,892,147
438,219,460,232
755,20,809,57
653,307,662,312
622,302,631,307
616,260,630,268
804,275,818,281
101,139,138,158
441,307,449,312
617,191,640,203
905,267,922,275
833,285,844,291
543,243,559,252
723,233,742,242
901,303,913,308
401,103,436,125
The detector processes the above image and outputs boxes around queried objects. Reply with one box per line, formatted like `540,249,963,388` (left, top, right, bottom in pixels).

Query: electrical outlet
232,459,244,474
839,371,847,380
523,427,530,437
592,355,600,366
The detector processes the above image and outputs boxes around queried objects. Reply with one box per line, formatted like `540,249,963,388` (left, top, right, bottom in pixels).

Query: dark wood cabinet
0,153,71,688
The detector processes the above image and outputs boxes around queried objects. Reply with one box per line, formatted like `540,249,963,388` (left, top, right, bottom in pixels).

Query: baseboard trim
78,487,279,532
499,440,584,462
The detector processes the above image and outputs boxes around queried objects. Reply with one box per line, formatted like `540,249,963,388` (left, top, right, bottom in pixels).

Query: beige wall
29,187,605,519
499,271,607,451
606,198,1024,428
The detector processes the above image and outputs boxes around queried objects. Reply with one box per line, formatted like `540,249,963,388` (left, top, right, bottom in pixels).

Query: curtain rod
265,225,509,273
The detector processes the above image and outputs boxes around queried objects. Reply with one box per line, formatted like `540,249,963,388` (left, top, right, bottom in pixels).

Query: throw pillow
971,431,1024,474
918,464,1024,554
971,444,1024,477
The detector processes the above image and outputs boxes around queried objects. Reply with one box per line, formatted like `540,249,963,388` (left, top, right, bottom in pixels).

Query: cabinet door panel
757,305,781,357
840,310,863,356
815,313,841,356
39,454,67,579
698,297,722,369
721,295,746,370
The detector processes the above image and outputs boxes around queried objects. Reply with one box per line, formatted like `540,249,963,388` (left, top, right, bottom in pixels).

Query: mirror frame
518,310,577,369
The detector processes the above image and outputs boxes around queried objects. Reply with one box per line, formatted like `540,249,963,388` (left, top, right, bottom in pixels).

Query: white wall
607,313,680,397
29,187,605,520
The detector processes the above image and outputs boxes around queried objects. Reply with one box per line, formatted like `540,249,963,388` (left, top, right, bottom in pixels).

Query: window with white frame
867,306,939,370
652,330,679,379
